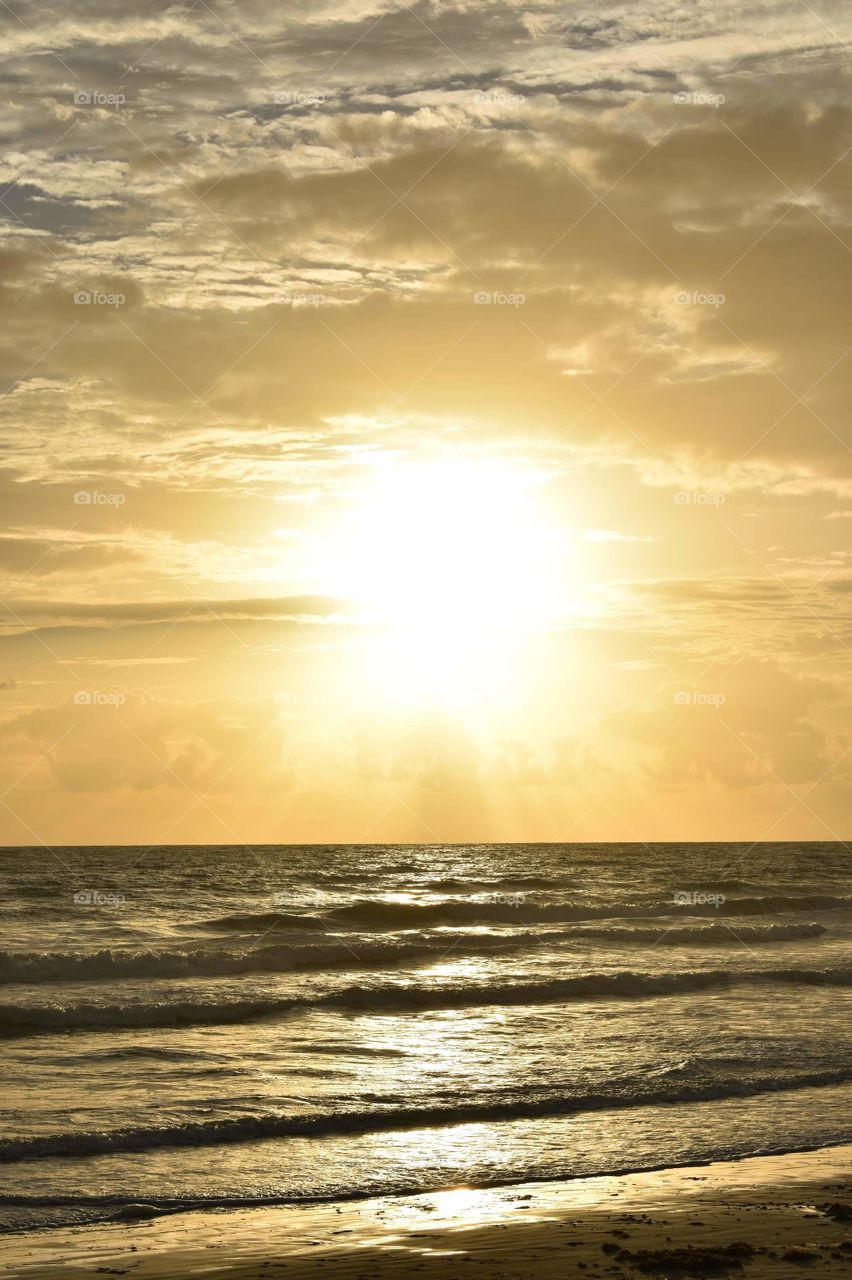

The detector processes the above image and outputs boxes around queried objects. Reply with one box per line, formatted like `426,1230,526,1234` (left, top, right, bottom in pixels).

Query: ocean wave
201,911,327,933
0,996,302,1035
2,966,851,1036
324,893,852,930
191,911,823,952
718,893,852,914
196,918,826,949
2,1068,851,1163
571,922,825,944
2,1131,849,1215
195,894,852,936
0,936,457,984
420,875,568,890
318,967,852,1013
0,918,837,987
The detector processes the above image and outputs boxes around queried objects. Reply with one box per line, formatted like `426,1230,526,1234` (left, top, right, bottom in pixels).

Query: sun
331,456,558,626
315,455,580,711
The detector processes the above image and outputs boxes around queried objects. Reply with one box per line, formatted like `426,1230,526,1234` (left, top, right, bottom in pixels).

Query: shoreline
4,1131,852,1231
5,1143,851,1278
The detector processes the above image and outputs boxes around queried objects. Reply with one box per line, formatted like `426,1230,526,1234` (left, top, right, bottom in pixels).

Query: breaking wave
3,1068,851,1163
2,965,850,1035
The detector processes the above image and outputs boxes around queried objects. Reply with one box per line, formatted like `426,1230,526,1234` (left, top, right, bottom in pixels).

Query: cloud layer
1,0,852,843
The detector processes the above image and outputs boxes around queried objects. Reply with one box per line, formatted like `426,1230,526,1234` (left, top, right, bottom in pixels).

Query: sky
1,0,852,845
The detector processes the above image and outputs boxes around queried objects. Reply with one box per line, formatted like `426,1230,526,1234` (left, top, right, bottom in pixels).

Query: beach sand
5,1144,851,1279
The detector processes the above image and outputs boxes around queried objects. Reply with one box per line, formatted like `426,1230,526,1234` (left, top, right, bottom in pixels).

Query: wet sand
5,1143,851,1278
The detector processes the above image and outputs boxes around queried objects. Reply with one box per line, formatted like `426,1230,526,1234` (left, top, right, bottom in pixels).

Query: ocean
1,842,850,1233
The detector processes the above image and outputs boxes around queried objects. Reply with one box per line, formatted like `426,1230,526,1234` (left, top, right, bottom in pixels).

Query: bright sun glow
332,457,558,627
316,456,581,711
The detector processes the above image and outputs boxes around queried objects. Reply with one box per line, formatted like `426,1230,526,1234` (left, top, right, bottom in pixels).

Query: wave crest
2,1067,850,1163
2,965,850,1035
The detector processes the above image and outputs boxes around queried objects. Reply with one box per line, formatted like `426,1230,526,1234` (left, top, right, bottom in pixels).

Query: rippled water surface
0,842,850,1231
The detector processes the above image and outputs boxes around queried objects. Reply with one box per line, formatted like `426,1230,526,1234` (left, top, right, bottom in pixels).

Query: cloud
0,693,293,795
2,0,852,840
607,658,844,790
0,593,347,633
